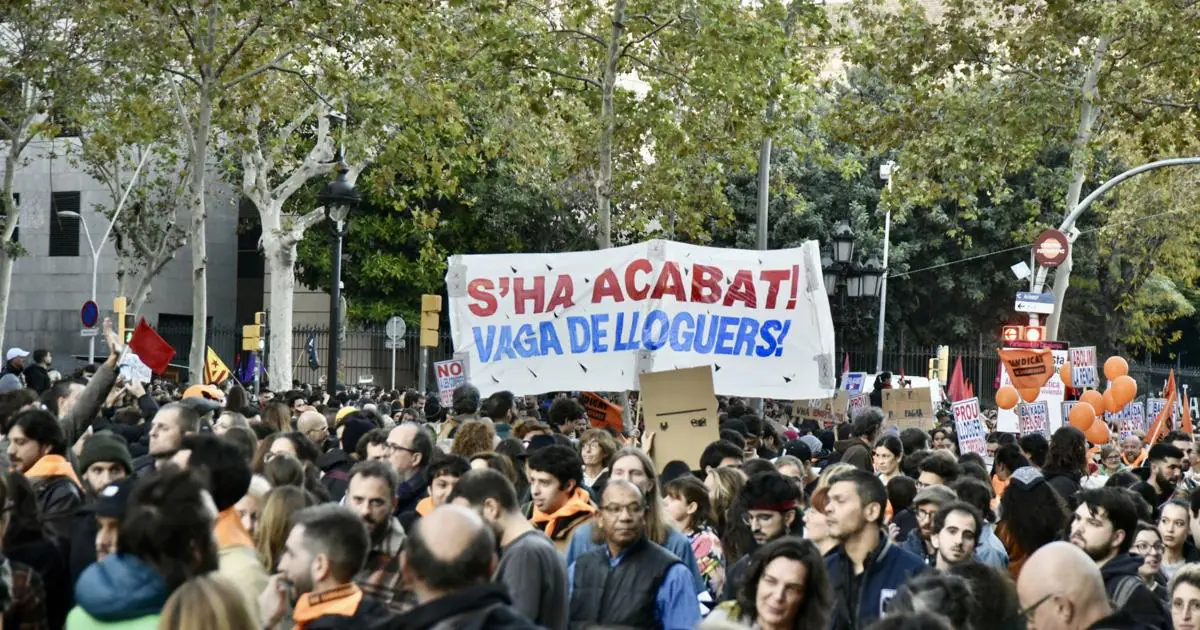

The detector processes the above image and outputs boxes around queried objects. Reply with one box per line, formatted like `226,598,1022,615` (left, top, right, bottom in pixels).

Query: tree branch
221,46,304,90
519,64,601,89
624,54,689,86
548,29,607,47
213,13,265,80
618,17,676,60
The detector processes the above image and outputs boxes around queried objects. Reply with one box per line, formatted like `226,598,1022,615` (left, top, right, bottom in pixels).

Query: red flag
843,352,850,376
1183,387,1193,435
948,356,967,402
128,318,176,374
965,380,975,399
1148,370,1177,445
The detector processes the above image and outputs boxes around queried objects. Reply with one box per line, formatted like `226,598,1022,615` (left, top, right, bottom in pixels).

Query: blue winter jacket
67,553,170,629
826,531,927,630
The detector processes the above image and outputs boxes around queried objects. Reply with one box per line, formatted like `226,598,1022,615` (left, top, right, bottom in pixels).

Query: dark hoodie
367,584,544,630
1087,609,1149,630
67,553,169,626
1043,468,1082,502
1099,553,1171,629
317,449,355,502
836,438,872,472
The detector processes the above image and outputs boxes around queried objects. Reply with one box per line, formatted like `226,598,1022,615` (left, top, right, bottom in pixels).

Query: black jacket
23,364,50,394
395,468,428,517
31,475,83,541
570,536,680,629
368,585,546,630
67,504,100,585
826,531,927,630
1100,553,1171,629
1043,469,1082,502
7,531,72,629
317,449,355,502
306,595,391,629
1088,609,1148,630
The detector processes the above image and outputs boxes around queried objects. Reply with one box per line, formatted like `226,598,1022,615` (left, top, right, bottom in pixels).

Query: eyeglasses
1018,593,1055,620
915,507,938,521
602,503,646,517
1133,541,1165,554
387,443,414,454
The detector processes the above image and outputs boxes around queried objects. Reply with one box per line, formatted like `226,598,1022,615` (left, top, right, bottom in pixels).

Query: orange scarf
293,583,363,628
214,508,254,550
25,455,81,488
1123,449,1147,469
416,496,434,516
531,487,597,537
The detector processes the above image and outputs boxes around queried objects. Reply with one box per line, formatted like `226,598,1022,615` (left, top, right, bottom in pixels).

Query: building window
49,191,81,257
2,193,19,243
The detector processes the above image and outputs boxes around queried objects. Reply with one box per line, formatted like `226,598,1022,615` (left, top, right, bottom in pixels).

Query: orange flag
1183,386,1193,435
580,392,624,434
1148,370,1177,445
996,348,1056,391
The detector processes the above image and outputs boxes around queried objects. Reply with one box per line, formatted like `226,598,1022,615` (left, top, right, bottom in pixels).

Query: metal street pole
752,136,772,416
874,161,896,374
328,224,344,392
418,347,429,394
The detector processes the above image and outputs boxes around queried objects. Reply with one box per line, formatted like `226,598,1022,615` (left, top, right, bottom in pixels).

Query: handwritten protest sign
581,392,624,433
445,240,836,397
1018,401,1050,437
434,359,468,407
794,392,851,427
1069,346,1099,389
882,388,935,430
998,349,1067,434
640,366,719,472
848,393,870,418
843,372,867,394
1108,402,1146,439
1148,398,1170,428
952,397,987,457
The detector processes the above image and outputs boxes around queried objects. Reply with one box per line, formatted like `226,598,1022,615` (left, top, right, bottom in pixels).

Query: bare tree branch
618,17,676,60
213,13,265,80
548,29,607,47
221,45,304,90
519,64,601,89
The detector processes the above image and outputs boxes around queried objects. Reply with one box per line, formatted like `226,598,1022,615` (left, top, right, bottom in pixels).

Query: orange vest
26,454,81,488
293,584,364,629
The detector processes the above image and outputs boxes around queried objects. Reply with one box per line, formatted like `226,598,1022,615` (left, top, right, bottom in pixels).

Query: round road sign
1033,229,1070,268
81,300,99,328
386,316,407,340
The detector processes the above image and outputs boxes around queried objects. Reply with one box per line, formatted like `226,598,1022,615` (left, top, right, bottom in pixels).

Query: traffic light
113,297,135,343
420,294,442,348
1001,325,1024,344
243,312,265,352
1023,325,1046,343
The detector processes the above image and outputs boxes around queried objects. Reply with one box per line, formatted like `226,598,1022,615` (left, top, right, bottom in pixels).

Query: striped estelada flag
204,346,232,385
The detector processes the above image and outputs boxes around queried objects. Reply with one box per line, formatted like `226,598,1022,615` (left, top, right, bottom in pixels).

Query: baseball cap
95,478,136,519
778,440,813,461
5,348,29,362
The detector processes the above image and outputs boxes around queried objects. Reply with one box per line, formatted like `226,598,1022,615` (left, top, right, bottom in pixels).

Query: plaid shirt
354,517,413,614
6,562,48,630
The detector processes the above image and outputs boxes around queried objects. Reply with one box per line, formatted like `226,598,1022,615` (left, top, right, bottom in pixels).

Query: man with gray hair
901,484,958,564
439,383,481,443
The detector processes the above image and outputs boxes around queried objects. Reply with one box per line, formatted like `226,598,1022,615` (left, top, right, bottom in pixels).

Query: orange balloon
1085,420,1111,445
1080,390,1105,415
1019,387,1041,403
1103,388,1121,414
1060,362,1074,389
1069,402,1097,431
995,385,1019,410
1112,374,1137,407
1104,356,1129,381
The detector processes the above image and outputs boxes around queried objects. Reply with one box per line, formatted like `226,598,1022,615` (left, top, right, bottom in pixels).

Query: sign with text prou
1018,401,1050,437
446,240,836,397
952,397,988,457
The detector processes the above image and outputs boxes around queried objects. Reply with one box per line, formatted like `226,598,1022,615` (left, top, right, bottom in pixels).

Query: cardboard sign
1109,402,1146,439
581,391,624,433
1069,346,1099,389
882,388,936,430
843,372,868,394
434,359,468,407
1018,401,1050,437
997,348,1056,390
998,349,1067,434
952,397,987,457
794,392,852,427
640,366,719,472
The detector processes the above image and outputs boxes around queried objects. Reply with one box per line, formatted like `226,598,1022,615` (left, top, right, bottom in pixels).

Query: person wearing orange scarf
528,446,598,553
7,408,83,539
259,504,388,629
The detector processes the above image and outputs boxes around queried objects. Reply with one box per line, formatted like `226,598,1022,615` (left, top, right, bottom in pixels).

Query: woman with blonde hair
450,420,497,459
565,446,706,594
157,574,257,630
579,428,619,488
705,466,745,538
254,485,319,572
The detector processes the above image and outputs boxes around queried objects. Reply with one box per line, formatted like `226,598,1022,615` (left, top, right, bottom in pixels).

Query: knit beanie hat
79,432,134,475
341,414,376,454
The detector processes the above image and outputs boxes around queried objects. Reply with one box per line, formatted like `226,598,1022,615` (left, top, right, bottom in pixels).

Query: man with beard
346,460,410,613
720,471,802,602
928,501,981,571
1132,444,1184,519
1069,488,1171,629
449,468,568,629
134,403,200,477
258,504,388,627
901,485,957,564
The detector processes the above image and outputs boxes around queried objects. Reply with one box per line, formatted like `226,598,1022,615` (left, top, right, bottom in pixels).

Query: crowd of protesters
2,332,1200,630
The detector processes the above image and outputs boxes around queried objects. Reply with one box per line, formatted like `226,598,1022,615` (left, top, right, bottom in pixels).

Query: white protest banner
843,372,867,394
433,359,467,407
1147,398,1169,430
1018,401,1050,437
1069,346,1099,389
952,397,988,457
446,240,836,397
118,352,152,384
997,348,1067,433
1109,402,1145,439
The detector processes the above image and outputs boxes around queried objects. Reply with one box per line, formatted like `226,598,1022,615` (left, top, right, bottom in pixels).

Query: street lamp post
875,161,896,373
823,220,884,377
317,159,360,394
